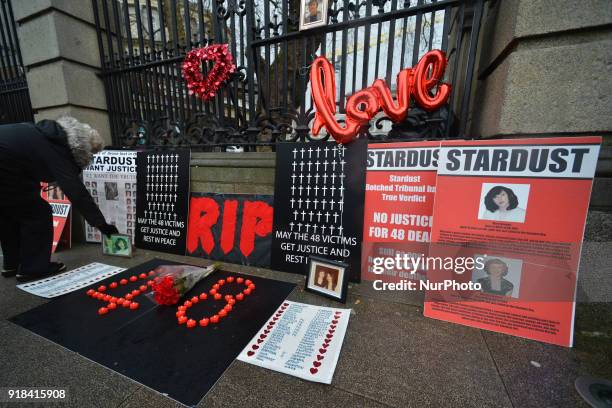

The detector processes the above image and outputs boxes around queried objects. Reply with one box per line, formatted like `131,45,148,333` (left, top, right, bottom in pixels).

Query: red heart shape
319,348,327,354
326,334,333,339
317,355,324,361
272,317,278,321
283,303,289,306
257,339,264,344
280,306,287,310
313,361,321,367
267,325,273,330
330,325,337,329
247,351,255,357
252,344,259,350
332,319,338,324
182,45,236,101
329,329,335,334
310,367,318,374
260,334,267,339
324,339,331,344
264,329,270,334
322,343,329,349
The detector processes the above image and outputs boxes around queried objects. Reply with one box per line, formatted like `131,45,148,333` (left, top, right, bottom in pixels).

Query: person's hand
98,223,119,236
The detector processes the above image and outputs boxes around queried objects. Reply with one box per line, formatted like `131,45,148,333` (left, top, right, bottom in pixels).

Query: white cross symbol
340,160,346,170
292,148,298,159
314,185,319,195
300,148,305,158
322,185,327,196
297,198,303,208
330,225,335,235
338,225,344,234
299,174,304,184
330,186,336,195
301,210,307,221
308,147,313,158
313,198,319,208
305,223,311,233
321,199,327,209
316,211,322,222
297,222,303,232
321,225,327,234
290,222,295,231
314,174,320,184
291,185,296,195
306,174,312,184
323,161,329,171
315,147,321,156
299,161,305,171
332,161,337,171
290,198,295,208
330,198,335,209
322,174,328,184
333,212,339,223
307,162,312,172
293,210,299,220
339,199,344,210
292,162,297,172
306,185,311,195
309,211,314,221
324,147,329,157
291,174,297,184
312,224,318,234
325,212,331,222
305,199,310,209
331,173,336,184
298,186,303,195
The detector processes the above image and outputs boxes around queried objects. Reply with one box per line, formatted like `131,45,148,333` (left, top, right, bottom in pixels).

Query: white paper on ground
237,300,351,384
16,262,125,298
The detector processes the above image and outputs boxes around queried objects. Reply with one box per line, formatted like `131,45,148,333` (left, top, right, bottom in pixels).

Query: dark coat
0,120,105,227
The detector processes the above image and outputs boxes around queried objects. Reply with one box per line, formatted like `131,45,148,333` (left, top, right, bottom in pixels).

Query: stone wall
469,0,612,207
190,152,275,195
12,0,112,145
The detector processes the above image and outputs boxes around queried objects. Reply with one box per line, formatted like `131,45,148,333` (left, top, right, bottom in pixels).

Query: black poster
186,193,274,267
10,259,296,406
135,149,191,255
271,140,367,282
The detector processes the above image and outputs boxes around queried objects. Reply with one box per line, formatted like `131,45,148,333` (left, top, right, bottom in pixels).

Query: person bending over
0,116,118,282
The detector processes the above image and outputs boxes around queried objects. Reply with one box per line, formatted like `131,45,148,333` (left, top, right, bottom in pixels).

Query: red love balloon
310,49,451,144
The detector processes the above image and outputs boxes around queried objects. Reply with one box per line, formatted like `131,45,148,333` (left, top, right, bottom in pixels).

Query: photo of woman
306,256,348,302
477,258,514,297
479,184,528,223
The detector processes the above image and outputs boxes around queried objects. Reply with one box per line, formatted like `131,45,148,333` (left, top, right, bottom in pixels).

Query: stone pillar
470,0,612,207
11,0,111,145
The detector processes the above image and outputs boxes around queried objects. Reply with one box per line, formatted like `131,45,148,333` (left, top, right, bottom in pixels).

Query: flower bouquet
151,263,219,305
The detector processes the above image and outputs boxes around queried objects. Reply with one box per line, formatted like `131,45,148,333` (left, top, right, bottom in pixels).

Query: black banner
271,140,367,282
186,193,274,267
135,149,190,255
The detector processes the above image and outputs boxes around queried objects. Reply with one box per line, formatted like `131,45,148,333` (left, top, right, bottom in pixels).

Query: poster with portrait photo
83,150,138,243
478,183,530,223
306,256,349,303
299,0,328,31
470,255,523,299
426,136,602,347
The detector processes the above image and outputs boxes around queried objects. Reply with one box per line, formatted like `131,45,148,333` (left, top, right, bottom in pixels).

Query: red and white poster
41,183,72,253
424,136,601,347
361,141,439,282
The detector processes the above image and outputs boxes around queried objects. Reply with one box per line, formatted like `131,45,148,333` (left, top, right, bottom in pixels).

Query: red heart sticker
310,367,318,374
252,344,259,350
324,339,331,344
330,325,337,329
329,329,335,334
247,351,255,357
260,334,267,339
319,348,327,354
257,339,264,344
313,361,321,367
322,343,329,349
272,317,278,321
283,303,289,306
264,329,270,334
317,355,324,361
332,319,338,324
326,334,333,339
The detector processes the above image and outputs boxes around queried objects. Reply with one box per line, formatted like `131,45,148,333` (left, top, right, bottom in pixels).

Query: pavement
1,211,611,408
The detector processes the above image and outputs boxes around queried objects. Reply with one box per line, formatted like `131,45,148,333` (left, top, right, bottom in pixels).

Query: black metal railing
93,0,484,150
0,0,33,125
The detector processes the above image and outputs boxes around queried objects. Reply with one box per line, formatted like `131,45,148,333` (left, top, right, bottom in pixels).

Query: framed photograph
102,234,133,258
299,0,328,31
305,256,349,303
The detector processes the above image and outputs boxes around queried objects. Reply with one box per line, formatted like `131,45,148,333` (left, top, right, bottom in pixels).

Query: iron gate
93,0,484,150
0,0,33,125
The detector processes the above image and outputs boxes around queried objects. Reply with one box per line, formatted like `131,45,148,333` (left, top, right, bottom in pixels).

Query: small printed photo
132,183,137,189
93,197,99,203
85,181,91,187
299,0,328,31
92,189,98,196
478,183,530,223
127,229,132,236
471,255,523,299
104,182,119,201
126,190,131,197
127,221,133,227
127,213,132,220
49,185,65,200
102,234,132,257
127,198,132,205
125,183,131,190
305,256,349,303
91,182,97,188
